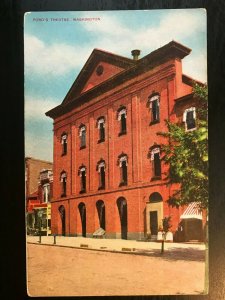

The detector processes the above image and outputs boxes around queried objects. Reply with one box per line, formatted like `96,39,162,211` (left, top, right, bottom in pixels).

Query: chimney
131,49,141,60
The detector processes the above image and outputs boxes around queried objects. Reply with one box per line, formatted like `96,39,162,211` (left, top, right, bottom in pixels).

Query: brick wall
50,53,196,238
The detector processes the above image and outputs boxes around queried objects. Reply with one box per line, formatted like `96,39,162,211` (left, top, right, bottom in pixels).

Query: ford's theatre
46,41,205,241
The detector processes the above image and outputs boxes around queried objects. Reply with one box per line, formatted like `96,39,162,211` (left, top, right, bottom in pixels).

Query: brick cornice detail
53,63,176,130
51,180,170,203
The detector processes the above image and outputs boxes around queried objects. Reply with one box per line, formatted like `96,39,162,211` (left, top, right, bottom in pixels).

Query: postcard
24,9,208,296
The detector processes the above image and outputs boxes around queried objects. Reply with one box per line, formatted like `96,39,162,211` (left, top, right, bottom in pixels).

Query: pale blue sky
24,9,207,162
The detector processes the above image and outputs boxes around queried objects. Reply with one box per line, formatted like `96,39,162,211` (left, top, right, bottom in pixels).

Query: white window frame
119,155,128,167
97,161,105,173
117,108,127,121
97,118,105,129
148,94,160,122
43,183,50,203
183,107,196,131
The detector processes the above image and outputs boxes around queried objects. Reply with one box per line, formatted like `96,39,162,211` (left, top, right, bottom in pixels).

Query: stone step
150,235,157,241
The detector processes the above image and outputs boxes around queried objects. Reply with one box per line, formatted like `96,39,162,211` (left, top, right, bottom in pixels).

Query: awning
180,202,202,220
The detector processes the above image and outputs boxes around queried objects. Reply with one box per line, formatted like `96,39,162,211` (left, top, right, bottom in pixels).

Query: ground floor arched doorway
58,205,66,236
117,197,127,240
146,192,163,238
96,200,105,230
78,202,86,237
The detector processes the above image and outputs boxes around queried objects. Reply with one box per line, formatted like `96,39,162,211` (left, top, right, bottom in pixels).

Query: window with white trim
79,166,86,193
183,107,196,131
118,154,128,186
43,183,50,203
97,160,106,190
60,171,67,197
148,94,160,124
117,107,127,135
61,133,67,155
79,125,86,149
97,117,105,142
151,147,161,178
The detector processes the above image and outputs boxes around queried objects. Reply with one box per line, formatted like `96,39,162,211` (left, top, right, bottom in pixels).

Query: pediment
62,49,135,104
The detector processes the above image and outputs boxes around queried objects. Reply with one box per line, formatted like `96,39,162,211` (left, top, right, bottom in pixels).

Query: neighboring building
25,157,53,235
46,41,205,241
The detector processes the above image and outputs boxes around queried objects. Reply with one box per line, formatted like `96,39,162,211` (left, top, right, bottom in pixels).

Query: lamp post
38,210,43,243
46,204,48,236
161,231,165,254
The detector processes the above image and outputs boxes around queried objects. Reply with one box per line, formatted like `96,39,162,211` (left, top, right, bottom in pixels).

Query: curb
27,242,162,257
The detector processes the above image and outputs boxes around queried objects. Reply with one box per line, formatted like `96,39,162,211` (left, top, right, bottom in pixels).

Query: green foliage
158,84,208,209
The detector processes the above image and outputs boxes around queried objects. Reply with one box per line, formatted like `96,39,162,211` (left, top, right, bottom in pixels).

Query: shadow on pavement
135,247,205,262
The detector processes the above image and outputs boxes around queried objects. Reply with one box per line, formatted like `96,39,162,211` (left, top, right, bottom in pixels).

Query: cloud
25,10,206,81
25,96,57,120
25,129,53,162
183,52,207,83
24,34,90,76
81,10,205,52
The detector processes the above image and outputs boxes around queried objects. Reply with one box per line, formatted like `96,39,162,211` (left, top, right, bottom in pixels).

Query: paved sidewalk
27,235,205,258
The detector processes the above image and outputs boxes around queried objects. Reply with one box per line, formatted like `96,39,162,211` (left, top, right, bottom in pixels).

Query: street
27,243,205,296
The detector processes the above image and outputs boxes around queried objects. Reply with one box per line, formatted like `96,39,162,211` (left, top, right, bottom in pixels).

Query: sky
24,9,207,162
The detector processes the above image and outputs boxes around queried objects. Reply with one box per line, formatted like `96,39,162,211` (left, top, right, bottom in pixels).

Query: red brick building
46,41,204,240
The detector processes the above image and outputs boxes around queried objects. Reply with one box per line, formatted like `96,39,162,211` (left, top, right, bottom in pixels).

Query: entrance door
96,200,105,230
150,211,158,235
117,198,127,240
78,203,86,237
121,204,127,239
59,206,66,236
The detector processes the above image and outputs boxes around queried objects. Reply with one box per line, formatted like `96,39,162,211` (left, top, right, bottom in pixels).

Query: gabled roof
46,40,192,119
63,49,136,104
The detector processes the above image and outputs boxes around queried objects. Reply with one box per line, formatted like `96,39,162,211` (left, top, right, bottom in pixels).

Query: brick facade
46,41,203,240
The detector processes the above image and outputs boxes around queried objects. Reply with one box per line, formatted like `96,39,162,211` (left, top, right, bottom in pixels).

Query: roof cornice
46,41,192,119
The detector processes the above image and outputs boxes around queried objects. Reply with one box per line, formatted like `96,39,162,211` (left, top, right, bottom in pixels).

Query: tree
157,84,208,209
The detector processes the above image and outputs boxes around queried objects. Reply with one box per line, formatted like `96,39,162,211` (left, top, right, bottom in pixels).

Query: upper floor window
97,117,105,143
183,107,196,131
96,159,106,190
150,147,161,179
118,154,128,186
61,133,67,155
79,125,86,149
78,165,86,193
117,107,127,136
60,171,67,197
43,183,50,203
148,94,160,124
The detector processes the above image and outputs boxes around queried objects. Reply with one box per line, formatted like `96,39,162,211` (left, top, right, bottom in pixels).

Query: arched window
97,117,105,143
149,192,163,203
150,146,161,179
117,106,127,136
118,154,128,186
78,165,86,193
183,107,196,131
148,93,160,124
79,125,86,149
61,133,67,155
60,171,67,197
96,159,106,190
